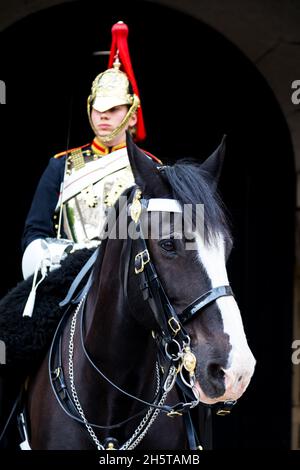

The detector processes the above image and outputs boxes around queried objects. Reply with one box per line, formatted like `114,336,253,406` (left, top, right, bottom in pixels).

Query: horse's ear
201,135,226,188
126,131,166,196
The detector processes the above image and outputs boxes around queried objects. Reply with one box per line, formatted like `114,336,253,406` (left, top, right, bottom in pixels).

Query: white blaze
195,233,256,402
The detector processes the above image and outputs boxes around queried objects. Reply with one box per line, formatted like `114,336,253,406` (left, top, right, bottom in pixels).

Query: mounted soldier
0,21,160,448
22,21,160,283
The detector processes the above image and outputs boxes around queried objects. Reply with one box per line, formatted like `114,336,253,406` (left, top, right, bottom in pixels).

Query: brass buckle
52,367,61,380
168,317,181,335
216,408,231,416
167,410,183,418
216,400,237,416
135,249,150,274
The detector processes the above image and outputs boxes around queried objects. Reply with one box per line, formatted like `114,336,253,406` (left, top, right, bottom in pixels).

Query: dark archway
0,0,294,449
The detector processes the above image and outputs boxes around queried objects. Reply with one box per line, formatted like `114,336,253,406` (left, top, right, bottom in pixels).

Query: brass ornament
106,442,116,450
182,347,197,375
130,188,142,223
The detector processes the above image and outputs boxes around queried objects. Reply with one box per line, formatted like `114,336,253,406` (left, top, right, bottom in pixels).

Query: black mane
162,160,231,242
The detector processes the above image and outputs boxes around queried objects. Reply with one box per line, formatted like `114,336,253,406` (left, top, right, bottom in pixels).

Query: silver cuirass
56,147,134,244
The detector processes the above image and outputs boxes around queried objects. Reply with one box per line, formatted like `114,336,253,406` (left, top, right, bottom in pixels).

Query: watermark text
292,339,300,365
0,80,6,104
100,197,205,250
0,340,6,364
291,80,300,105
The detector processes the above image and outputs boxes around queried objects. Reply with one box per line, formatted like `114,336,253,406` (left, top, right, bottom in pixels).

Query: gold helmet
87,21,146,143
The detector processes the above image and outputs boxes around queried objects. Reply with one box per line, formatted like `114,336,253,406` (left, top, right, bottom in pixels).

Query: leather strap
180,286,233,324
59,248,99,307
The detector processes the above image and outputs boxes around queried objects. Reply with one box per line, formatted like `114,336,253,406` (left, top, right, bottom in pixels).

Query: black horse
19,135,255,449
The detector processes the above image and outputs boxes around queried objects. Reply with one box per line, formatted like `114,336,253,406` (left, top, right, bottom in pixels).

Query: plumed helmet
87,21,146,142
91,60,136,113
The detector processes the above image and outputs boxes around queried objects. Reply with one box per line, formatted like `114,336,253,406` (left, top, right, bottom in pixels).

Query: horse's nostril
238,375,242,382
208,363,225,380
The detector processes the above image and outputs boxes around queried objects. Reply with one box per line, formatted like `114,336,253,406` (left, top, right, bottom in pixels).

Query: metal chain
122,399,165,450
68,295,105,450
120,364,172,450
68,298,176,450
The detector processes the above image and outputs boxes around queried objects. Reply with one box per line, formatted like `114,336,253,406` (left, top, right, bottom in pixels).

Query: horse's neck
76,240,157,401
85,288,152,371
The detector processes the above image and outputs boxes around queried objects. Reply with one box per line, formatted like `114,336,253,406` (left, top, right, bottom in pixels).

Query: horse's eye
159,240,176,252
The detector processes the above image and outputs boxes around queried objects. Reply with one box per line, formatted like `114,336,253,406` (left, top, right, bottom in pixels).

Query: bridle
48,186,236,450
129,189,234,404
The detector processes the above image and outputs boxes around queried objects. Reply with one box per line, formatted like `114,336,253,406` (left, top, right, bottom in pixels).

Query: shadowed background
0,0,295,449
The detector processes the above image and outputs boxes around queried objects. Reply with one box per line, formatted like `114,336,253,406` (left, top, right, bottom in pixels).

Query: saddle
0,248,94,373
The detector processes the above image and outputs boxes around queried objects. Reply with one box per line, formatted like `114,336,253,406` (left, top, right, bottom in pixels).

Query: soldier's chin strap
87,94,140,143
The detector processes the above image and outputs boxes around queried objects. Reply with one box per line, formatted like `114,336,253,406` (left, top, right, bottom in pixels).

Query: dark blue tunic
21,157,66,252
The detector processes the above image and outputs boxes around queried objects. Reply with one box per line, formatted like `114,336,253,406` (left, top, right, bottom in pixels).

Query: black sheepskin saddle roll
0,248,94,372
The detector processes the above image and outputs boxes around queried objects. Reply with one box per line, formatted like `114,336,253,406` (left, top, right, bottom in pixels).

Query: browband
145,198,182,213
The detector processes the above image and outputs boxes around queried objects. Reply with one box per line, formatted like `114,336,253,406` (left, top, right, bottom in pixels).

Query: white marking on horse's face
195,233,256,403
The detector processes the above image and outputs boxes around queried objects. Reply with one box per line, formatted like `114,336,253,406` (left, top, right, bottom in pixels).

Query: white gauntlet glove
22,238,74,280
21,238,74,318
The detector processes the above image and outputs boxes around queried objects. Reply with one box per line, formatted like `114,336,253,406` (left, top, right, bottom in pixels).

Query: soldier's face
91,105,137,144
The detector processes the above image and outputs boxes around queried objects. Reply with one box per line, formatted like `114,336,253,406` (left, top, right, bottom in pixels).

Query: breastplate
57,147,134,244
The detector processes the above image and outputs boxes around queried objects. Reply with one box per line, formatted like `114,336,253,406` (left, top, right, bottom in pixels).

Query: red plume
108,21,146,142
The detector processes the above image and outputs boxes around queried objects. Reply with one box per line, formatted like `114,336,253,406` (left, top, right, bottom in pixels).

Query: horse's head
126,133,255,405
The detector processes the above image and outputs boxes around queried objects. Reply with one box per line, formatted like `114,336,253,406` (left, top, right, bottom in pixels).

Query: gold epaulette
53,143,91,159
54,143,92,171
53,150,67,159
